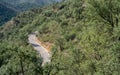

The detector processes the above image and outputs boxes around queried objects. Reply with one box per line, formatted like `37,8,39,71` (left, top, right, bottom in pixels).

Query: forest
0,2,17,26
0,0,60,26
0,0,120,75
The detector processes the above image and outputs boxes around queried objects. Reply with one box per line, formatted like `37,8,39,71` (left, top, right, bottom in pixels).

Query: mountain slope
1,0,62,11
0,0,120,75
0,2,17,26
0,0,61,26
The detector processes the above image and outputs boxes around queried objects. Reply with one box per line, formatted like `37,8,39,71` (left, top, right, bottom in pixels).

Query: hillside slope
0,0,62,26
1,0,62,11
0,2,17,26
0,0,61,26
0,0,120,75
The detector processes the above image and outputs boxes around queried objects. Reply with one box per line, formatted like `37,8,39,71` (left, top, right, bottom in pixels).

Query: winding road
28,33,50,66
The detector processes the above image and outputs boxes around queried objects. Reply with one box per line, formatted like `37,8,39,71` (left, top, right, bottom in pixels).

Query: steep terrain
28,33,50,66
0,2,17,26
1,0,62,11
0,0,120,75
0,0,61,26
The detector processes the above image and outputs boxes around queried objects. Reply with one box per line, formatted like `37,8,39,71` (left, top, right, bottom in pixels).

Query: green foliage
0,0,60,26
1,0,61,11
0,3,17,26
89,0,120,28
0,0,120,75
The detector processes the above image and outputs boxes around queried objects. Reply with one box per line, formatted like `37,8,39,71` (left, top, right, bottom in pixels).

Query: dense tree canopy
0,0,120,75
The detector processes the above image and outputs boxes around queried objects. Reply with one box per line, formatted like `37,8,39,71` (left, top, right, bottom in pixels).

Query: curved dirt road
28,33,50,66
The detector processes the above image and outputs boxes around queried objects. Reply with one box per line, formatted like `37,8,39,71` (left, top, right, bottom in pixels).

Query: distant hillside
0,0,120,75
0,2,17,26
0,0,61,26
1,0,62,11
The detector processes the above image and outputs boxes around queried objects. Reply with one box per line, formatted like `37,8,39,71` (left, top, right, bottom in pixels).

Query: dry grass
35,37,53,52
